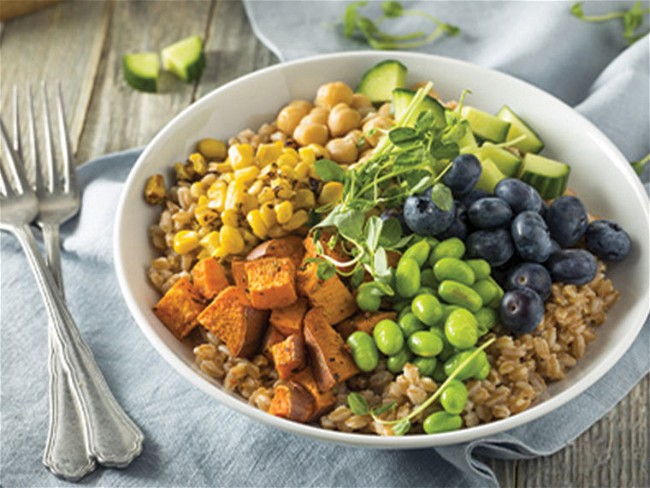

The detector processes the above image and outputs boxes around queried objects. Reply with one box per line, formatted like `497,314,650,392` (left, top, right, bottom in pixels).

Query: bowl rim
114,50,649,448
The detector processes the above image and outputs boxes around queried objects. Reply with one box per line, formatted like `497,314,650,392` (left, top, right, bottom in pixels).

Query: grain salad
144,60,632,436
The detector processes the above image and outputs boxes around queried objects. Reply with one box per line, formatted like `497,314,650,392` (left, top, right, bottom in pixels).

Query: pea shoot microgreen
341,1,460,50
571,1,650,45
631,153,650,176
347,392,397,417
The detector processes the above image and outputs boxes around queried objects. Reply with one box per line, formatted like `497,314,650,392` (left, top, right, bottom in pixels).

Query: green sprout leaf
371,401,397,416
365,215,383,252
382,1,404,18
388,127,419,147
378,217,403,247
570,1,649,45
314,159,347,183
343,1,368,38
392,418,411,436
430,183,454,212
348,392,370,416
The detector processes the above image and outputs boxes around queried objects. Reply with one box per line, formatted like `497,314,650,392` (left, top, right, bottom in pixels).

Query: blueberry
380,208,409,234
545,249,598,285
585,220,632,261
549,239,561,255
466,228,514,267
546,196,588,247
459,189,490,208
495,178,543,214
511,211,553,263
436,202,468,240
539,201,550,220
442,154,482,196
403,194,454,236
506,262,552,300
499,289,545,334
467,197,513,229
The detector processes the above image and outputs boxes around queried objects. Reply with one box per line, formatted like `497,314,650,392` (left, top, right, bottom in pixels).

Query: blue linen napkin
1,4,649,488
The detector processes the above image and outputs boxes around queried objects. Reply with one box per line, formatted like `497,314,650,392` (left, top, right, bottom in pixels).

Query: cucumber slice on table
497,106,544,154
392,88,445,127
475,158,507,193
474,143,522,177
123,52,160,93
161,35,205,83
461,106,511,143
358,60,408,103
519,154,570,199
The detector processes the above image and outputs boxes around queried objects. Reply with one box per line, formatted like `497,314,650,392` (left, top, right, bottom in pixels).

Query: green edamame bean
429,326,445,341
438,280,483,312
402,240,431,267
465,259,491,280
434,257,476,286
488,279,505,309
373,319,404,356
432,361,448,382
425,237,440,249
420,268,439,289
396,258,421,298
438,340,456,362
440,379,469,414
412,294,444,326
413,357,437,377
475,307,498,336
416,286,436,297
441,304,461,322
346,331,379,372
429,237,466,265
407,331,443,358
398,312,426,337
475,359,491,380
387,347,413,373
423,411,463,434
444,309,479,349
472,279,499,305
356,289,381,312
444,349,487,380
395,301,411,316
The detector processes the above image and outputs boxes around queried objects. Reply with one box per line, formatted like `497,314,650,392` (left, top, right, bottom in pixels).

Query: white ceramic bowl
114,51,649,448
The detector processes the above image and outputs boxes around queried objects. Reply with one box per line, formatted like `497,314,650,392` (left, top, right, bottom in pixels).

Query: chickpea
301,107,329,125
362,115,393,147
358,148,375,165
411,81,441,100
351,93,373,110
328,103,362,137
326,137,359,165
345,129,369,152
277,104,310,135
378,102,392,117
289,99,313,112
314,81,354,109
293,122,329,147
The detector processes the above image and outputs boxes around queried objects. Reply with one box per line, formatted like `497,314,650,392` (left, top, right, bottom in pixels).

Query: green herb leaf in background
571,1,649,45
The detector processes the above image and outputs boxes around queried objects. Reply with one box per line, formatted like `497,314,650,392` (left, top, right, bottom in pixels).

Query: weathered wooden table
1,1,647,486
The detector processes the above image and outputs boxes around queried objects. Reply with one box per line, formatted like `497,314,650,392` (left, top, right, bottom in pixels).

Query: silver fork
1,86,144,480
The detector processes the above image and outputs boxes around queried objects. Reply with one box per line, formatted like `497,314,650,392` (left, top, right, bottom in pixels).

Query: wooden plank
0,0,108,156
76,0,215,163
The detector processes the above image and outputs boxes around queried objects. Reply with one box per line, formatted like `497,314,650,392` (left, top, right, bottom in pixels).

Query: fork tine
0,155,14,196
12,86,22,160
41,82,57,192
0,118,30,195
28,85,44,194
55,83,74,194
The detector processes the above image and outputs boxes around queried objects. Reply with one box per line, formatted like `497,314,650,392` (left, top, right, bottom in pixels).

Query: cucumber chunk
461,106,511,143
358,60,408,103
123,52,160,93
519,154,570,199
475,158,507,193
161,35,205,83
474,143,522,177
392,88,445,127
497,106,544,154
458,126,478,153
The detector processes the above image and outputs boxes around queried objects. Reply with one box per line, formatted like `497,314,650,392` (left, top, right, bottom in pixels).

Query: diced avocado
461,106,511,143
123,52,160,93
474,143,522,177
161,35,205,83
475,158,507,193
497,105,544,154
519,154,571,199
392,88,445,127
358,60,408,103
458,126,478,153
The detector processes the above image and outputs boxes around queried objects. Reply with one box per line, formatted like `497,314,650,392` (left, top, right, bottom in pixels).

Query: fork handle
12,224,144,467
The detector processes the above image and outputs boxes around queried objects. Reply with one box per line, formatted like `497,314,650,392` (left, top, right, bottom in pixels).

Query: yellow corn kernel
242,194,258,214
225,180,245,211
207,180,226,199
277,152,298,167
271,178,295,200
259,162,278,179
197,249,211,260
198,195,209,207
234,165,260,183
241,228,258,245
278,165,296,180
293,188,316,209
173,230,200,254
221,209,240,227
275,200,293,225
220,225,245,254
228,144,255,170
260,203,277,228
267,225,288,238
258,186,275,204
282,209,309,231
144,174,166,204
200,231,221,255
283,147,299,158
319,181,344,206
308,164,320,179
211,246,229,258
174,162,193,181
298,146,316,165
195,207,219,226
308,143,330,160
197,138,227,161
215,161,232,173
246,209,268,238
294,162,310,180
190,182,205,199
255,141,284,167
247,180,264,196
189,153,208,176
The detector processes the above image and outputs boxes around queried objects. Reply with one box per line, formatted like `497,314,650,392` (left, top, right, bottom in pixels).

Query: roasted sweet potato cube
245,257,298,310
247,236,305,268
197,286,268,358
303,232,352,272
261,325,286,359
291,367,336,420
192,257,230,300
304,308,359,392
297,264,357,324
231,260,248,290
268,383,314,423
271,334,306,380
153,276,206,340
336,311,398,340
269,297,308,336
